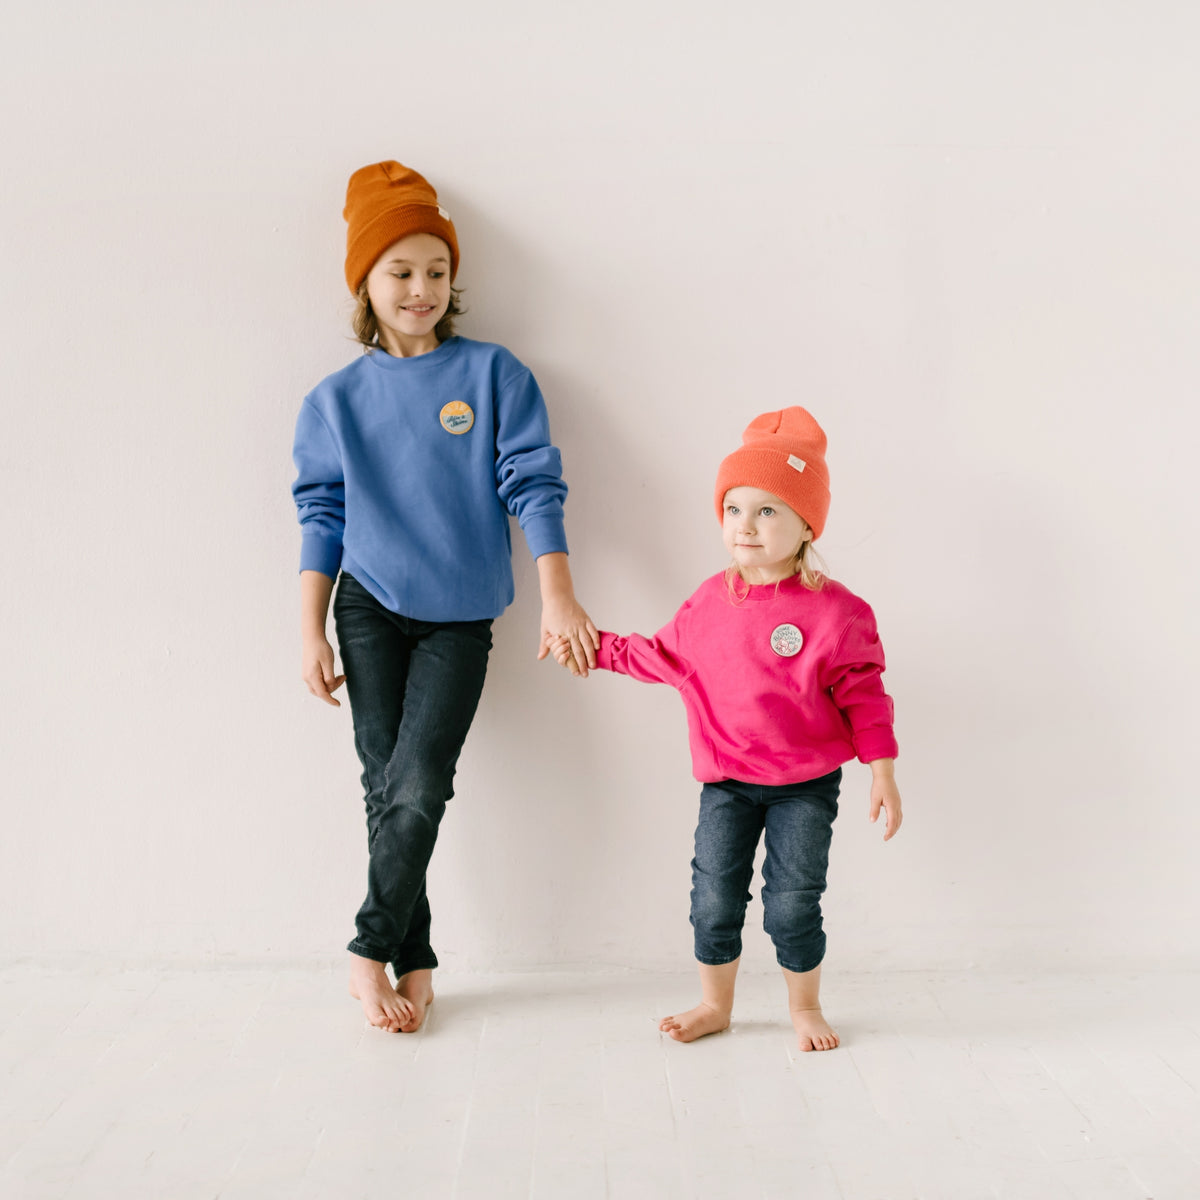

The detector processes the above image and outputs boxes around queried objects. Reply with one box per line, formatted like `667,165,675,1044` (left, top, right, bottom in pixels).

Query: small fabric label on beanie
787,455,807,473
438,206,450,219
440,401,474,435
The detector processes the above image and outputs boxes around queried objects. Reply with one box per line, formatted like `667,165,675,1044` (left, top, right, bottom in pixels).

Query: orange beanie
713,408,832,539
343,161,460,293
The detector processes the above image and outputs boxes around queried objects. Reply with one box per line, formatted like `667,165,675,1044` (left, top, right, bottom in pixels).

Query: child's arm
293,396,347,707
300,570,346,706
868,757,903,841
550,611,692,686
826,604,903,839
488,358,599,675
536,552,600,677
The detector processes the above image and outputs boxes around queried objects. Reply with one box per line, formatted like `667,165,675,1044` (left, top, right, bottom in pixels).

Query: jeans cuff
392,952,439,976
347,938,393,962
694,951,742,966
776,946,826,974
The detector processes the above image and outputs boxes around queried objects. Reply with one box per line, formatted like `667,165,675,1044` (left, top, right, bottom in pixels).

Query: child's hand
539,599,600,676
549,635,584,676
535,552,600,676
868,758,903,841
302,634,346,707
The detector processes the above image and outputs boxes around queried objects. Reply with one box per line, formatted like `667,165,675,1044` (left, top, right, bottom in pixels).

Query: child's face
365,233,453,355
721,487,812,584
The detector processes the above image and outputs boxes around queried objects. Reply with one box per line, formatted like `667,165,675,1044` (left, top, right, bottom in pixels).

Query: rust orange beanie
713,407,832,539
343,161,460,294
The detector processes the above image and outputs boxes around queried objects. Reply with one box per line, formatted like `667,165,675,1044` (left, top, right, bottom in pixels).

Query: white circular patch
770,623,804,657
439,401,474,435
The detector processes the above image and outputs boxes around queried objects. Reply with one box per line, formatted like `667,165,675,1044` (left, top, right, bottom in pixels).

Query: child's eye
392,271,410,279
726,506,740,516
760,507,775,517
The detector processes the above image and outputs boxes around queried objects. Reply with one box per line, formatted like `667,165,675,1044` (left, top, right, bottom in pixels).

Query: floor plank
1,966,1197,1199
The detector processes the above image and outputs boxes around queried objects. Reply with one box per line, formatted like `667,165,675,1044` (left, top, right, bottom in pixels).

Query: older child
294,161,597,1032
553,408,901,1050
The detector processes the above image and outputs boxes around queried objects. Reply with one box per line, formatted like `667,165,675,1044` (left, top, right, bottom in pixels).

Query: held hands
868,758,903,841
548,633,584,676
535,554,599,677
539,597,599,677
302,634,346,707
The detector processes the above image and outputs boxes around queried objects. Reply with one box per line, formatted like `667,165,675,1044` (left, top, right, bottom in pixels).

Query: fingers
883,807,902,841
873,795,902,841
567,635,589,678
545,634,586,676
582,621,600,669
303,667,345,707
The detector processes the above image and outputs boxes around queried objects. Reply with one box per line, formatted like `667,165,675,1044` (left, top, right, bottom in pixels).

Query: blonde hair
723,526,827,601
351,280,465,351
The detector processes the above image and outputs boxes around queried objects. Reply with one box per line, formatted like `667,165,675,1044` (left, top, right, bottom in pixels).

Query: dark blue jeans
333,573,493,975
690,770,841,974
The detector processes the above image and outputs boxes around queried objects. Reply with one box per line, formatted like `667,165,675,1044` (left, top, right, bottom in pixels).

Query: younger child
293,161,597,1033
552,408,901,1050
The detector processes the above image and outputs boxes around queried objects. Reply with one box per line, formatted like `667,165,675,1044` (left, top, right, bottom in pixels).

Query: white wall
2,1,1197,972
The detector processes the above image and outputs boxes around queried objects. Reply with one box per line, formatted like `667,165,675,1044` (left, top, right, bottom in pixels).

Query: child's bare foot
790,1006,839,1052
348,954,413,1032
394,969,435,1033
658,1001,731,1042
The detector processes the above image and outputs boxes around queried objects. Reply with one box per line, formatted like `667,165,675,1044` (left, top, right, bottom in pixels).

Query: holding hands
535,552,599,677
548,633,585,676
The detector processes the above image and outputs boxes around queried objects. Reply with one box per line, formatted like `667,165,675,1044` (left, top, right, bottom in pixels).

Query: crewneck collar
365,336,462,371
726,570,810,602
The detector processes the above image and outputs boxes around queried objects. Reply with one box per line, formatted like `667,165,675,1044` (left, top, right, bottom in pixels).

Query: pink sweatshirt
596,571,898,785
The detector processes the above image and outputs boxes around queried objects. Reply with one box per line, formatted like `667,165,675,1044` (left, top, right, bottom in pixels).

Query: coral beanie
343,161,460,293
713,407,832,539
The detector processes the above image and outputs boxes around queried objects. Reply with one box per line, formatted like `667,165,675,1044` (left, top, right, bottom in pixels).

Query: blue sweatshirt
292,337,568,621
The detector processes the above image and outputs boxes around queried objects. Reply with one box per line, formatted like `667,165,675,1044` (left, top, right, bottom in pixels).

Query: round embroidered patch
439,401,474,435
770,623,804,657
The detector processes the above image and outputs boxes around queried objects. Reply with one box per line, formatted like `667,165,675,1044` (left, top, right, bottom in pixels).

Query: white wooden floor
1,964,1197,1199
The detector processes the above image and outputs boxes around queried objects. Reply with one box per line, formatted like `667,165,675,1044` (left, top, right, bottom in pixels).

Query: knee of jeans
762,888,822,940
691,882,749,937
384,758,454,817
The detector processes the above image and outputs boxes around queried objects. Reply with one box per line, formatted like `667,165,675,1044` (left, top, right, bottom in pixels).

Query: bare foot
791,1006,839,1051
348,954,414,1032
658,1001,731,1042
394,969,435,1033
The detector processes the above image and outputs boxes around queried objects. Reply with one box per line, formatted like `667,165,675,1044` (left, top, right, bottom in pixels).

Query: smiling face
364,232,453,357
721,486,813,584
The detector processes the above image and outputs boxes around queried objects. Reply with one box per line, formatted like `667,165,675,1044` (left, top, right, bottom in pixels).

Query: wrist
868,757,895,778
536,551,575,603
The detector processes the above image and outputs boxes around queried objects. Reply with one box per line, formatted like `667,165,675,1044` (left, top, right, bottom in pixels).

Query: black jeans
690,770,841,974
333,573,493,975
